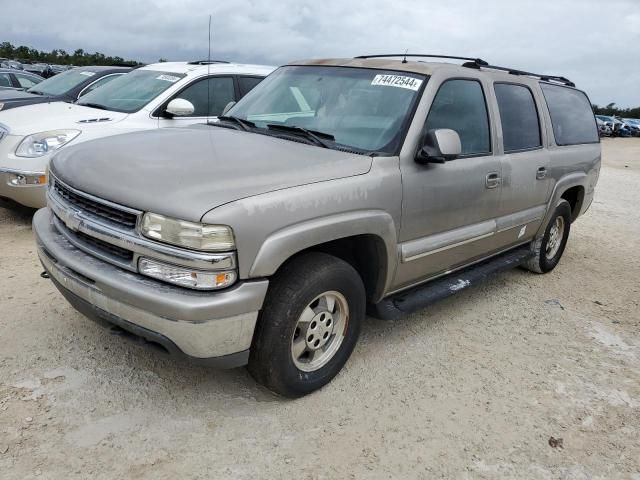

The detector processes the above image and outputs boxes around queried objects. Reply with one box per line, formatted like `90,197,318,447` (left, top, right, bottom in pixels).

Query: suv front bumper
33,208,269,367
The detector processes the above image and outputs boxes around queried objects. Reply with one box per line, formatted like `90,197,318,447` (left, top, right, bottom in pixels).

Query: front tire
248,252,365,398
523,199,572,273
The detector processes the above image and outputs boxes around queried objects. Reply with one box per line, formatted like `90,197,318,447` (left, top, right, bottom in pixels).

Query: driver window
425,79,491,156
174,76,235,117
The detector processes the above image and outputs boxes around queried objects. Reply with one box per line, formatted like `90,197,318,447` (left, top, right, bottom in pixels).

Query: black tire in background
248,252,365,398
523,199,572,274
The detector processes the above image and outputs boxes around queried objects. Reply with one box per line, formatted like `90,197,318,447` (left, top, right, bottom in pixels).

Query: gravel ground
1,139,639,479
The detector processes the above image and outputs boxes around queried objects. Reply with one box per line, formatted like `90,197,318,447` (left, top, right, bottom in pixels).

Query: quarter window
237,76,263,97
540,83,599,146
494,83,541,152
0,73,11,88
425,79,491,156
15,73,40,89
174,76,236,117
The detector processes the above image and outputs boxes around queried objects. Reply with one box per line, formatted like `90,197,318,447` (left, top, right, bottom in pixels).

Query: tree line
0,41,142,67
592,103,640,118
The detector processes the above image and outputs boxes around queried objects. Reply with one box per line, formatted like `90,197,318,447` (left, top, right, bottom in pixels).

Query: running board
370,244,533,320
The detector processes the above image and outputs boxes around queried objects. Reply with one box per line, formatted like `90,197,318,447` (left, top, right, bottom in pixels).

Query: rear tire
248,252,365,398
523,199,572,274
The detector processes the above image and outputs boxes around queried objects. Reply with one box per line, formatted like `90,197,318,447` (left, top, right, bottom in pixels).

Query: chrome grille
74,230,134,261
52,179,138,229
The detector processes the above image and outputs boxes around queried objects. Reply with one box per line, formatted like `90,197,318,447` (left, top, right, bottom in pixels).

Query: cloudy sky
2,0,639,106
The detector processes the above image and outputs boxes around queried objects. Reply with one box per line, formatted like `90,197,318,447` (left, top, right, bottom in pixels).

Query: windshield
228,66,426,154
27,68,99,96
76,69,185,113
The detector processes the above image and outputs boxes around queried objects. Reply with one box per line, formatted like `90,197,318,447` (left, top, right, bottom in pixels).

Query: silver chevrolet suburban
33,54,601,397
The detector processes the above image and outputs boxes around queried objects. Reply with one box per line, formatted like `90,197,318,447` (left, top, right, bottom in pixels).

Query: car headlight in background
138,257,237,290
140,213,235,251
15,129,81,158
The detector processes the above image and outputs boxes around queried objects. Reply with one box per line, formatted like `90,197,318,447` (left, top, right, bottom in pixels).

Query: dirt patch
1,140,639,479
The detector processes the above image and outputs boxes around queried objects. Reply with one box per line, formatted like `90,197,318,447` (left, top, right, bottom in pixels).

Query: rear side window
494,83,541,152
425,79,491,156
540,83,598,146
237,76,263,97
0,73,11,88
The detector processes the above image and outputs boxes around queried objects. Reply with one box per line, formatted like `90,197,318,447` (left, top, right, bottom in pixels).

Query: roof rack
463,61,575,87
355,54,489,66
187,60,230,65
353,54,575,88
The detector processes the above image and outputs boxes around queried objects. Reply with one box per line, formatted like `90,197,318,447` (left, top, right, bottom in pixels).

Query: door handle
536,167,547,180
485,172,500,189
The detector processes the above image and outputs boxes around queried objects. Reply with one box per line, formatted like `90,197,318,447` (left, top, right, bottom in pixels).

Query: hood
51,126,373,221
0,90,57,111
0,102,128,135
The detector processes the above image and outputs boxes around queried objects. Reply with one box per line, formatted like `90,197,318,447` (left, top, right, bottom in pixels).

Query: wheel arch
249,210,398,303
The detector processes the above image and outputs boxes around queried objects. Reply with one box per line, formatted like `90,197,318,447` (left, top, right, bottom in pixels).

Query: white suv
0,61,275,208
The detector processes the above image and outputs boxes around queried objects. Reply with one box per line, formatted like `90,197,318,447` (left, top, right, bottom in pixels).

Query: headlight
140,212,235,251
15,129,81,158
138,257,236,290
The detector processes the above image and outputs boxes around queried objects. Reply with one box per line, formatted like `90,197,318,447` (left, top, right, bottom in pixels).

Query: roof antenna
402,49,408,64
206,14,212,124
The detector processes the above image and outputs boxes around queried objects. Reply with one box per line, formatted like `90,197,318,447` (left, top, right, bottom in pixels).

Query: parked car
33,54,601,397
0,65,131,112
23,63,54,78
0,61,274,207
0,68,44,91
595,117,612,137
1,60,24,70
623,118,640,136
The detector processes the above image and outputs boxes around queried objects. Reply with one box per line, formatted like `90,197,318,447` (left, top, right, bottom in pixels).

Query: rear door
492,82,551,248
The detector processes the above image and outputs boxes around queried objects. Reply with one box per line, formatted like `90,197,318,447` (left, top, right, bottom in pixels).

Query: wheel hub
305,312,334,350
291,291,349,372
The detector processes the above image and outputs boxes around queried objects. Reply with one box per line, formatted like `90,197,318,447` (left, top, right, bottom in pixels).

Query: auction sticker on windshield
79,72,96,76
371,74,423,91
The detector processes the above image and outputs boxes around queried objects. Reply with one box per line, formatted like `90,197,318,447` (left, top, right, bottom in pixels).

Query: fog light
8,173,47,186
138,257,236,290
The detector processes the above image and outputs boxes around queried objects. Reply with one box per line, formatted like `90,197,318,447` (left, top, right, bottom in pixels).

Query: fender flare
249,210,398,300
537,172,587,237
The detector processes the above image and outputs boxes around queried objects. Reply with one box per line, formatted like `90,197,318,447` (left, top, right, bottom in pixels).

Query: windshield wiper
78,102,109,110
266,124,335,149
216,115,256,131
28,90,44,95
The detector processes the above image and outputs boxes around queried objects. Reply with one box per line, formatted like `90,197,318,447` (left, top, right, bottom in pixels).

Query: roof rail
355,54,489,65
187,60,230,65
354,54,576,88
462,60,575,87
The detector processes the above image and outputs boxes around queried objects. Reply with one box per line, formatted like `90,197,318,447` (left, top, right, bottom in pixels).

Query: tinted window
175,76,236,117
425,79,491,155
0,73,11,88
238,76,263,97
15,73,41,88
494,83,541,152
540,83,598,145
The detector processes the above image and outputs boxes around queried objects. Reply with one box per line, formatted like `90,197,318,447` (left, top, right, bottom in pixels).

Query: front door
394,77,502,291
157,75,237,128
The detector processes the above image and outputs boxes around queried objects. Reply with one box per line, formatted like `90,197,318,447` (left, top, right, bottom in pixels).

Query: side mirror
416,129,462,164
222,101,236,116
165,98,195,117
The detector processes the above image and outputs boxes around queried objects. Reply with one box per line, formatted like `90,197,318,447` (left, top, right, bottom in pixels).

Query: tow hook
40,271,50,279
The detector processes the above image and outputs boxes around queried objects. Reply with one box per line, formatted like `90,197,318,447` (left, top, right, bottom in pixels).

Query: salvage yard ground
1,139,639,479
